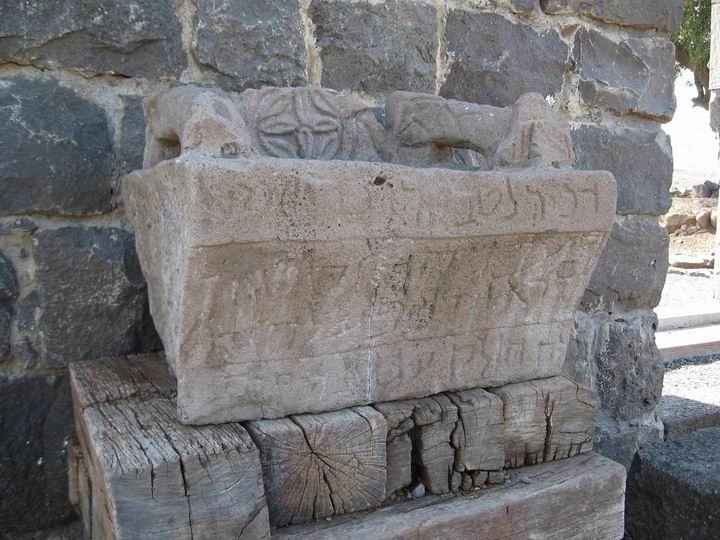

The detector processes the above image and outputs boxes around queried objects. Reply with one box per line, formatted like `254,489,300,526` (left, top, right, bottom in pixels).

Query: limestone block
489,376,597,468
246,407,387,527
69,354,270,540
441,11,567,107
541,0,683,32
309,0,437,94
572,29,676,121
447,389,505,473
274,453,626,540
123,86,616,423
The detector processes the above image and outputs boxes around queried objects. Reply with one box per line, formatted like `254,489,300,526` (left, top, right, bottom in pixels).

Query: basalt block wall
0,0,680,535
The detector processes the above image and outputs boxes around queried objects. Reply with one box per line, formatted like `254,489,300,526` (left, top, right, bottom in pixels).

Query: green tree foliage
672,0,712,107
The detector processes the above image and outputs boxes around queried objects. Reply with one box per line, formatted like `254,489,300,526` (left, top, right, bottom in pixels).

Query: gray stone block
0,374,75,533
572,28,676,121
16,227,152,366
541,0,683,32
583,217,669,312
0,249,18,363
310,0,437,94
593,411,663,470
0,305,10,363
193,0,307,89
626,428,720,539
120,96,147,173
0,0,185,78
0,75,115,216
595,313,665,422
572,124,673,216
441,10,566,107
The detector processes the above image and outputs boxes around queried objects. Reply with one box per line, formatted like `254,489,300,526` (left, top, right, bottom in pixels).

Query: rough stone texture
70,354,270,539
541,0,683,32
124,86,616,424
0,374,75,534
626,428,720,540
16,227,153,367
442,11,567,107
0,75,115,216
571,124,673,216
0,0,186,78
245,407,387,527
488,376,597,468
120,95,147,173
572,29,676,121
658,356,720,441
275,453,626,540
310,0,437,94
593,411,664,471
193,0,307,89
582,218,669,312
0,249,18,363
594,314,665,422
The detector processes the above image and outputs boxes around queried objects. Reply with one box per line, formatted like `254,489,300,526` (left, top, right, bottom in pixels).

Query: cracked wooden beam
69,353,270,540
488,376,597,469
245,407,387,528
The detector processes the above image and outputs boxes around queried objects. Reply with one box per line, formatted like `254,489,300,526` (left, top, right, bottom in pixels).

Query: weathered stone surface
541,0,683,32
594,412,664,471
507,0,537,13
17,227,152,367
310,0,437,94
489,376,597,468
0,0,185,78
275,453,626,540
120,95,147,173
70,354,270,539
0,75,115,216
446,389,505,473
594,313,665,422
572,29,676,120
571,124,673,216
412,395,459,494
659,356,720,441
124,86,616,424
582,218,669,312
246,407,386,527
193,0,307,89
442,11,567,107
0,249,17,363
626,428,720,539
0,374,75,534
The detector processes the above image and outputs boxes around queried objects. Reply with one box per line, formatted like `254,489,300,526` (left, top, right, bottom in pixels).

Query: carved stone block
246,407,387,527
69,354,270,540
489,376,598,469
123,85,616,423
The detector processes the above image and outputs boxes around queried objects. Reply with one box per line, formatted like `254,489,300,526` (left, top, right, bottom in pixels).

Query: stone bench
122,86,616,424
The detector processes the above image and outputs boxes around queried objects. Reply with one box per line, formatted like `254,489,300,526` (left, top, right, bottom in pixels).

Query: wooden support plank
245,407,387,528
69,354,270,540
273,452,626,540
489,376,597,468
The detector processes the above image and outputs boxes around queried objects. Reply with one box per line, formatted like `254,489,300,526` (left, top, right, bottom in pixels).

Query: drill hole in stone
373,175,392,187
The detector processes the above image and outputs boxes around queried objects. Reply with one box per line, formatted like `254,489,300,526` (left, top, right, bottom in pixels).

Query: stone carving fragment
123,85,617,424
246,407,387,527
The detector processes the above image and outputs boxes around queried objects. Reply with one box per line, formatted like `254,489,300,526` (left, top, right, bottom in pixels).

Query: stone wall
0,0,680,534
